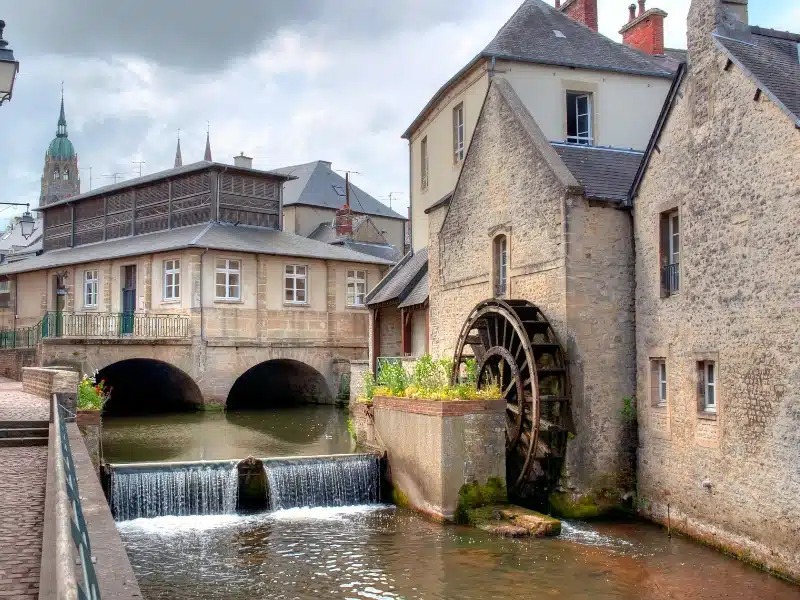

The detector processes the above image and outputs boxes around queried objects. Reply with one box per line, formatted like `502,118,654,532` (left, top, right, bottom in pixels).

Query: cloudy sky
0,0,796,225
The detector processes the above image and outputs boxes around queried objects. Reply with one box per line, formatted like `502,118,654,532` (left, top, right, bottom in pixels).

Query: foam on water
560,520,634,549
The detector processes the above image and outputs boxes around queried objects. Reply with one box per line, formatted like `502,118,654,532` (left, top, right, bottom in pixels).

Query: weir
106,453,382,521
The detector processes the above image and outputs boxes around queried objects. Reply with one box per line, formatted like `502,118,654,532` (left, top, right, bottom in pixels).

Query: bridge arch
97,358,204,416
226,359,333,410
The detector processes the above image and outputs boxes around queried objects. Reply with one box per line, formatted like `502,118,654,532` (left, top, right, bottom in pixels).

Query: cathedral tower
40,91,80,206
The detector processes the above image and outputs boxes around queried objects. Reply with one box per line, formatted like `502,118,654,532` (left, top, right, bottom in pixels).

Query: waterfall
110,463,239,521
265,454,380,510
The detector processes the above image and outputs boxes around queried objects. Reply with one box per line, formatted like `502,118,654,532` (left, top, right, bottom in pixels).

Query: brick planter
372,395,506,521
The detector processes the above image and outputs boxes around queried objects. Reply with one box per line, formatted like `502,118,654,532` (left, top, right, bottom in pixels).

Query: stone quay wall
22,367,79,401
372,396,506,521
0,348,37,381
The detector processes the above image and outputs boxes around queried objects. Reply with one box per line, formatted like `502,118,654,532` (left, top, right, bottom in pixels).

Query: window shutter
697,362,705,404
659,213,670,267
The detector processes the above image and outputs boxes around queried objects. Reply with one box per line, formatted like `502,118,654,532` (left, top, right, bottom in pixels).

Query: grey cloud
3,0,486,72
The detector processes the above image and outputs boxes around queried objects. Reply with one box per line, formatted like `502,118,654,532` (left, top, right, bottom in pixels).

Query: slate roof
552,143,644,202
398,272,429,309
0,218,44,254
366,248,428,306
307,220,402,262
36,161,295,211
272,161,406,220
0,222,393,276
715,25,800,125
403,0,672,138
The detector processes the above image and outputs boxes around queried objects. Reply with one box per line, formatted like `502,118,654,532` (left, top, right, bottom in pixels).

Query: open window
659,210,680,295
566,92,593,145
493,235,508,297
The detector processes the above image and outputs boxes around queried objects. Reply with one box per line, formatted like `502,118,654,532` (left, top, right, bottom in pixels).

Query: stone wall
377,306,402,357
633,2,800,580
373,396,505,521
22,367,79,400
0,348,37,380
429,78,637,500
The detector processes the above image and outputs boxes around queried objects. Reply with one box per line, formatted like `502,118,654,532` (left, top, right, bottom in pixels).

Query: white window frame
84,270,98,308
215,258,241,301
284,264,308,305
0,280,9,294
658,360,667,407
163,258,181,302
668,212,680,266
453,103,465,163
346,269,367,307
494,235,508,297
566,92,593,145
421,136,429,190
703,361,716,413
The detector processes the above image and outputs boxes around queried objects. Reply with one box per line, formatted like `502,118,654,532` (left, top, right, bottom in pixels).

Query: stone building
364,0,799,577
0,160,392,409
630,0,800,580
40,93,80,206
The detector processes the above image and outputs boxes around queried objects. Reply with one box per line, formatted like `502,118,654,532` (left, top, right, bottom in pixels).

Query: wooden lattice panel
171,173,210,199
75,197,104,220
106,222,132,240
45,205,71,228
75,229,104,246
220,174,277,200
136,182,170,207
107,191,134,214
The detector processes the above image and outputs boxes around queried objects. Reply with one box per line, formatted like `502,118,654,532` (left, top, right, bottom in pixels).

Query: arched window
63,169,69,181
53,168,60,180
493,234,508,297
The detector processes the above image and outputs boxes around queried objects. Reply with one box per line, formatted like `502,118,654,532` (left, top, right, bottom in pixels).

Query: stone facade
21,367,79,400
0,349,37,380
429,79,637,498
632,0,800,580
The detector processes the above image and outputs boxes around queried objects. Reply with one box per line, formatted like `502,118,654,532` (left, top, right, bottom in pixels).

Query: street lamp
0,20,19,106
0,203,37,240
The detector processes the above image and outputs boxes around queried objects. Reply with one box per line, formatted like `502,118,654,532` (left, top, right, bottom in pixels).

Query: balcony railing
661,263,680,295
0,312,190,348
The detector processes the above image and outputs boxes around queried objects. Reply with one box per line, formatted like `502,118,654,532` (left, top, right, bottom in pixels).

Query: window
566,92,593,145
494,235,508,297
453,103,465,162
650,359,667,407
63,169,70,181
285,265,307,304
346,270,367,307
53,168,60,180
659,210,680,295
699,361,716,413
421,136,429,190
84,270,98,307
0,280,9,293
215,259,240,300
164,259,180,301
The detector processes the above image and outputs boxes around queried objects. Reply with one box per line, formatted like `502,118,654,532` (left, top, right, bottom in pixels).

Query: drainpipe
199,248,208,344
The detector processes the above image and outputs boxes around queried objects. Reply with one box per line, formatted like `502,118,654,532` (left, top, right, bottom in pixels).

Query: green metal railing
0,312,190,348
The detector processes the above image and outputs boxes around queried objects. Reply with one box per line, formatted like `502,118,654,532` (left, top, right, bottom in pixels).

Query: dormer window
566,92,593,145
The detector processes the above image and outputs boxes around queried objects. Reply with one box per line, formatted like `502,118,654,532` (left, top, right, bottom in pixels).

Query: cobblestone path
0,378,49,599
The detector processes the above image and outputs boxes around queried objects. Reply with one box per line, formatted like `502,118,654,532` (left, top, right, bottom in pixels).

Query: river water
106,408,799,599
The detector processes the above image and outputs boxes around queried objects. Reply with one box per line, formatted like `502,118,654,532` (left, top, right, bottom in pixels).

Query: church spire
204,122,212,162
56,82,67,137
174,131,183,168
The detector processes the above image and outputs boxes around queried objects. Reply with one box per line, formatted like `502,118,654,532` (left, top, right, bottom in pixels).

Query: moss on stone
550,491,607,519
464,503,561,537
455,478,508,524
391,486,410,508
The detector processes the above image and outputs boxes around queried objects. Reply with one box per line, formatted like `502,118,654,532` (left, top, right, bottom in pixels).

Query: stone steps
0,421,49,447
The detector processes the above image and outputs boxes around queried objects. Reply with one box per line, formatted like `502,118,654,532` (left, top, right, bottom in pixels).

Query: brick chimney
558,0,598,32
335,205,354,238
619,0,668,55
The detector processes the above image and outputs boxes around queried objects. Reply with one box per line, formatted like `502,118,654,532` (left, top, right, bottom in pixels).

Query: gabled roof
36,161,294,211
552,143,644,202
0,222,393,276
366,248,428,307
0,218,44,253
307,220,402,263
272,161,405,220
714,25,800,126
402,0,672,139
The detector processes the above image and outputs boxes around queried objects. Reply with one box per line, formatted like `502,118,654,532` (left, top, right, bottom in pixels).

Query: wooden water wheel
452,299,572,494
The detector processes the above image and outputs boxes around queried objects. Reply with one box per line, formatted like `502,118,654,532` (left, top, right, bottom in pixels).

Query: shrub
78,372,111,411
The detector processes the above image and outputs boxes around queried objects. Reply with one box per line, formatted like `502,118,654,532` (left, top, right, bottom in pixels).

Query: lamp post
0,20,19,106
1,203,36,239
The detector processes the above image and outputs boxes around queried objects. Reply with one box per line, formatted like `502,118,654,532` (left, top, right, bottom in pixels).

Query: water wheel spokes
453,299,571,494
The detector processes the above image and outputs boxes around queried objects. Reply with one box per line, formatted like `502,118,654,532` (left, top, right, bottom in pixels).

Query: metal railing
54,398,101,600
661,263,680,295
0,311,190,348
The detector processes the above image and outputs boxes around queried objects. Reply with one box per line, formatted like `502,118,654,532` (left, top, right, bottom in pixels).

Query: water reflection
118,508,800,600
102,406,354,464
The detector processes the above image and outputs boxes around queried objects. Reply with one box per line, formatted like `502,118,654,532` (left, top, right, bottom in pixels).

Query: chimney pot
638,0,646,16
233,153,253,169
628,4,636,21
335,205,354,238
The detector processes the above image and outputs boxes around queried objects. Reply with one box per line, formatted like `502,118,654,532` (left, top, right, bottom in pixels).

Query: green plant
78,372,111,411
377,359,409,395
361,371,377,403
621,396,636,422
346,418,357,441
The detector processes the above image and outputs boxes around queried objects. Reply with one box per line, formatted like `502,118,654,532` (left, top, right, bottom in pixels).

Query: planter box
373,395,506,521
77,409,102,426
